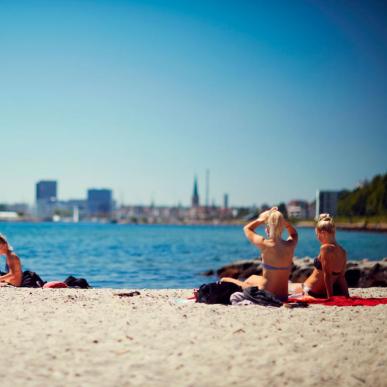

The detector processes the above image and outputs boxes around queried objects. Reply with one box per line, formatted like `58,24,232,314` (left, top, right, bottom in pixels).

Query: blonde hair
316,213,335,234
267,210,285,239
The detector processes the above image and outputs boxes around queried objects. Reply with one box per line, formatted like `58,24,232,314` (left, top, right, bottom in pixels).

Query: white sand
0,287,386,387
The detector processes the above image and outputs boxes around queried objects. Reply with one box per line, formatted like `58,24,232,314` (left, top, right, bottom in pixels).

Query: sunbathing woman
221,207,298,301
0,234,23,287
290,214,349,299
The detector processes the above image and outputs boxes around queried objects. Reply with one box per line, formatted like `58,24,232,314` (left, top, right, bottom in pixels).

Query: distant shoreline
296,221,387,233
1,219,387,232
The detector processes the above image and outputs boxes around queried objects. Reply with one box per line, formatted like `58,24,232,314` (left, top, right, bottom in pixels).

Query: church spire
191,176,199,208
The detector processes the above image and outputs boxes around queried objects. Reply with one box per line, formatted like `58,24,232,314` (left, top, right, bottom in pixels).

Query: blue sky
0,0,386,206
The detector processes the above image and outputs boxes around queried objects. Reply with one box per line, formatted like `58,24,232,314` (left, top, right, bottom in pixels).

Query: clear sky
1,0,386,207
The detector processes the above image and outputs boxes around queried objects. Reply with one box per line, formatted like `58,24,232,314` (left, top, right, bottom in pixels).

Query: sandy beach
0,287,386,387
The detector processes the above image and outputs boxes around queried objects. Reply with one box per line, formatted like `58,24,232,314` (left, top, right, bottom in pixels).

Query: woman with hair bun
0,234,23,287
221,207,298,301
292,214,349,299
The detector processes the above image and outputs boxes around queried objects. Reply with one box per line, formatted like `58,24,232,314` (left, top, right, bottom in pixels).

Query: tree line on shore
338,173,387,218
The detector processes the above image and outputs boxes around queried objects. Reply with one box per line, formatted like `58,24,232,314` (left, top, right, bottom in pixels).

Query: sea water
1,223,386,288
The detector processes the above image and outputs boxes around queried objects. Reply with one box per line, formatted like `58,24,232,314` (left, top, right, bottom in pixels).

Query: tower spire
191,176,199,208
205,169,209,208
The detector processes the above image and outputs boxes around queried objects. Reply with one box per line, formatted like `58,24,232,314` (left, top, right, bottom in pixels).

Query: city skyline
1,1,386,206
0,174,358,214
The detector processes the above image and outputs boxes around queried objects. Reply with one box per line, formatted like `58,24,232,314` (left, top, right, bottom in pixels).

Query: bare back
256,238,296,298
221,212,298,300
304,243,347,296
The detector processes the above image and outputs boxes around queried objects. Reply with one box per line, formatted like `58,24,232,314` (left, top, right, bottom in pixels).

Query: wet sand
0,287,386,387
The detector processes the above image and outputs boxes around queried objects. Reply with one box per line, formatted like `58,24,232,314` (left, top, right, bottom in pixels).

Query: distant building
223,194,229,209
287,200,309,219
316,190,339,219
0,211,19,220
5,203,29,215
36,180,58,219
55,199,88,220
191,176,200,208
308,201,316,220
66,199,87,219
87,189,113,217
36,180,57,201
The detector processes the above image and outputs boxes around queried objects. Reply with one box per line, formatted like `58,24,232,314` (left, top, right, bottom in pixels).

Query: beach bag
64,275,91,289
21,271,45,288
197,282,242,305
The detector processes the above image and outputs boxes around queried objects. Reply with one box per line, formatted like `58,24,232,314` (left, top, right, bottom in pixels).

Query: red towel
43,281,68,288
288,295,387,307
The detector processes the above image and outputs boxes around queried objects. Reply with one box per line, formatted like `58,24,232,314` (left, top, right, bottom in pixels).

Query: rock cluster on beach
203,257,387,288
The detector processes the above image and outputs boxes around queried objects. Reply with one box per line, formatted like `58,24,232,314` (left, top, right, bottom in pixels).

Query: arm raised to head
243,208,276,248
284,220,298,245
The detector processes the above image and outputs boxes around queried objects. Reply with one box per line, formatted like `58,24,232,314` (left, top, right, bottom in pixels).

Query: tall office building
87,189,113,217
223,194,229,209
191,176,199,208
36,180,57,201
36,180,58,219
315,190,339,219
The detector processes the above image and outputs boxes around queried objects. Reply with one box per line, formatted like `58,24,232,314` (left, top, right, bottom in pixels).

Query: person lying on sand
0,234,22,287
289,214,349,299
220,207,298,301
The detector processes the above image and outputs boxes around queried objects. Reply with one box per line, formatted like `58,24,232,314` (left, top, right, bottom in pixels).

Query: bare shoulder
285,238,297,247
252,238,268,251
320,244,335,255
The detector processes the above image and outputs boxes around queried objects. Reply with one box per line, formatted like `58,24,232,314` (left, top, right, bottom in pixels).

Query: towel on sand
288,295,387,307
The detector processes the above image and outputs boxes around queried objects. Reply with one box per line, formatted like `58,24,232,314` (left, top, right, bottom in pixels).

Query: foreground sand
0,288,386,387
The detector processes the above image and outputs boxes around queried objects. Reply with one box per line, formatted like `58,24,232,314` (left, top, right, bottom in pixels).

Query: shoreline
296,220,387,233
1,287,386,387
2,219,387,232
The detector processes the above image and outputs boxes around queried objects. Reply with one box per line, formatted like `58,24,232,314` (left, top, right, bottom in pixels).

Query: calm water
1,223,386,288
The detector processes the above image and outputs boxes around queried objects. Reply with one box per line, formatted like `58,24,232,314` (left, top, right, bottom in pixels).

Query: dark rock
218,268,242,279
371,263,381,273
208,257,387,288
216,259,261,279
239,265,262,279
345,269,361,287
291,267,313,283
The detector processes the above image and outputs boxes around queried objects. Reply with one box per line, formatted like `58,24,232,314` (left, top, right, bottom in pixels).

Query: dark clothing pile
63,275,91,289
197,282,242,305
197,282,285,307
230,287,284,307
1,266,91,289
21,271,46,288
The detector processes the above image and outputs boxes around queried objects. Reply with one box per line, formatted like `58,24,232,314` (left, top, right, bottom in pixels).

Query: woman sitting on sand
221,207,298,301
0,234,23,287
290,214,349,299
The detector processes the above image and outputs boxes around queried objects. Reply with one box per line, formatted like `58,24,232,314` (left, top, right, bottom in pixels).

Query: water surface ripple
1,223,386,288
